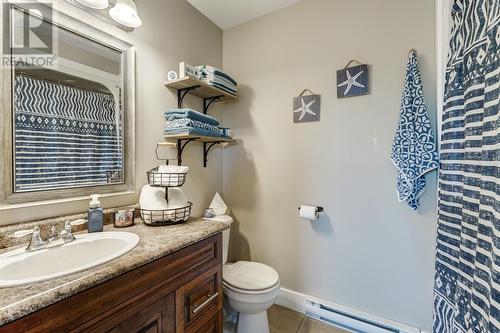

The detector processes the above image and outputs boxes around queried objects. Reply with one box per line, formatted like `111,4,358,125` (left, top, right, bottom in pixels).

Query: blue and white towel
197,65,238,96
165,126,224,138
390,52,439,211
165,108,219,126
166,118,221,134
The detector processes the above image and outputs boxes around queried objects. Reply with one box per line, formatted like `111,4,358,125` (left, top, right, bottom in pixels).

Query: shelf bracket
176,138,198,165
203,142,222,167
177,85,200,108
203,95,224,114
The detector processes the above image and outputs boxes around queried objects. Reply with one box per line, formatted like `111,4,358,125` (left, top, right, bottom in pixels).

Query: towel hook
408,48,418,57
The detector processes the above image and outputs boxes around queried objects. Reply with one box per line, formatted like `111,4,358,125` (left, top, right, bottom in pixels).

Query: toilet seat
223,261,279,293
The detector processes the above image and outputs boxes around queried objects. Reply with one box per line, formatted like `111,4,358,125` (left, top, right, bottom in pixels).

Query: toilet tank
222,228,231,265
209,215,233,265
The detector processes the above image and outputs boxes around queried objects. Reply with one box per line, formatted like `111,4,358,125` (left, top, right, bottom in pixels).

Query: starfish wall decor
336,64,369,98
293,93,321,123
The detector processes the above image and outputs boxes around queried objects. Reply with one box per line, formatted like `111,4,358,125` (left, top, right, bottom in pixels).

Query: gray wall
0,0,223,224
222,0,437,330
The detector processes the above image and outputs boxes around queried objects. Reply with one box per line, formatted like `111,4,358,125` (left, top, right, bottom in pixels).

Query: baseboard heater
305,299,421,333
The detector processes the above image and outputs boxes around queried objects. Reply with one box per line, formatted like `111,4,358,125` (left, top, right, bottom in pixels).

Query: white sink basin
0,232,140,288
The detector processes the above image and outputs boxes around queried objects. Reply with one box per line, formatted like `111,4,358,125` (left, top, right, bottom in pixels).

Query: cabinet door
119,295,173,333
176,265,223,333
88,293,175,333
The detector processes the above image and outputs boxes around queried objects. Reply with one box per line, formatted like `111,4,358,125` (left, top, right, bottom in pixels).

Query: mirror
12,6,124,193
1,4,135,202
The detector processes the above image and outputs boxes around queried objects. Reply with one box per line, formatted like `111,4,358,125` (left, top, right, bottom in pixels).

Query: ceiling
187,0,302,30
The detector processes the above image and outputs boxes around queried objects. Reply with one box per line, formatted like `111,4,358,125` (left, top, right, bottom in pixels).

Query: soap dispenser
87,194,104,233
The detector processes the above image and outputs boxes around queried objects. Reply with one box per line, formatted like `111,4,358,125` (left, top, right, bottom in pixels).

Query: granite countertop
0,218,228,327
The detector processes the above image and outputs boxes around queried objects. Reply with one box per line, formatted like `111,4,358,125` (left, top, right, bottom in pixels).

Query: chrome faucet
10,219,86,252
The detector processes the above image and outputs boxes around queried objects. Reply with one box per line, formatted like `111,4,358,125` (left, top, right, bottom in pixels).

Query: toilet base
237,311,270,333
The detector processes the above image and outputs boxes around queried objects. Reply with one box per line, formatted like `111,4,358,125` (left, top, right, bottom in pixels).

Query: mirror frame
0,3,135,204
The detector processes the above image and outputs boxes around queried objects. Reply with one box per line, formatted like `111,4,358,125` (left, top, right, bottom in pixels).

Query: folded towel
158,165,189,173
390,52,439,211
198,65,237,86
165,126,227,138
203,75,237,91
165,108,220,126
219,127,232,138
211,83,237,96
150,165,189,187
166,118,221,133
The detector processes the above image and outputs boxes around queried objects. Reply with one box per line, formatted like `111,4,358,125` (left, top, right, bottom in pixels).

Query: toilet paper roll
299,205,319,220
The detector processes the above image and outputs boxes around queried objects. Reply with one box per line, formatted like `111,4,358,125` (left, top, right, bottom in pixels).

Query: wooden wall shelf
164,134,234,143
165,77,237,107
165,76,238,167
164,134,234,167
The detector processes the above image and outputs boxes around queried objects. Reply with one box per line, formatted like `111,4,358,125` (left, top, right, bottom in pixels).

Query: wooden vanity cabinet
0,234,223,333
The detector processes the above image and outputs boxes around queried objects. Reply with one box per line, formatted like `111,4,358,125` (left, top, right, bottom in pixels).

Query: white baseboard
275,288,422,333
275,287,307,314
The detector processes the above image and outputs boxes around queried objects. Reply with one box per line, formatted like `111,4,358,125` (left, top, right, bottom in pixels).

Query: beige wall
0,0,223,224
222,0,437,331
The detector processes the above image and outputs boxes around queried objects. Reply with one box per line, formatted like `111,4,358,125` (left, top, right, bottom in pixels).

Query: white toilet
216,216,280,333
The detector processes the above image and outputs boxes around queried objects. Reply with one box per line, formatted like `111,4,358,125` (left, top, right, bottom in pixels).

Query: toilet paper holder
297,206,324,213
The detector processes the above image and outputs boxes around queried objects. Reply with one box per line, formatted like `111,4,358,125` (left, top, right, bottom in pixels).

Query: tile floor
268,305,348,333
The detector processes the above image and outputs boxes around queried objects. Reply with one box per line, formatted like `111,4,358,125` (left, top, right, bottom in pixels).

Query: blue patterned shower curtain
433,1,499,332
14,74,123,192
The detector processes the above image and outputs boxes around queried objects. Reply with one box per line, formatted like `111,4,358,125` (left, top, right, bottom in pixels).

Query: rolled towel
166,187,188,209
139,185,189,223
158,188,189,223
139,185,169,211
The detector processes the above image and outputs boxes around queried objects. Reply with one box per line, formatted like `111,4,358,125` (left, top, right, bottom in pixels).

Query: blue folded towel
165,126,224,138
166,118,221,133
165,109,220,126
390,52,439,211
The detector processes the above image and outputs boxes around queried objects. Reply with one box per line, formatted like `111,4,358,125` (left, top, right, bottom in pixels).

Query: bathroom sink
0,232,140,288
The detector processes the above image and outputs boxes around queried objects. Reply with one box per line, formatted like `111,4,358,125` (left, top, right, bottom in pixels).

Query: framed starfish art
293,92,321,123
336,64,369,98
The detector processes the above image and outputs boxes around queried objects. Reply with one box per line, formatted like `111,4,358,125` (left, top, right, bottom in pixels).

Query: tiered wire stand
140,146,193,226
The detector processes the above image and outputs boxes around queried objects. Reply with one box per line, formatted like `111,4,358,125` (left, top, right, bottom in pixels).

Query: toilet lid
223,261,279,291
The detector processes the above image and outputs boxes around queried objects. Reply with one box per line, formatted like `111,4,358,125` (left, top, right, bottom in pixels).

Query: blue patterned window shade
14,74,123,192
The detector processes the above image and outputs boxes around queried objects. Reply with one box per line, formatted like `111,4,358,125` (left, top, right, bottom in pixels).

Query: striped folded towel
165,126,224,138
197,65,238,95
165,108,220,126
198,65,237,86
166,118,221,133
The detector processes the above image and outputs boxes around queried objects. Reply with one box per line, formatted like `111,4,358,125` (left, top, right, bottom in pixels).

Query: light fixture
109,0,142,28
73,0,109,10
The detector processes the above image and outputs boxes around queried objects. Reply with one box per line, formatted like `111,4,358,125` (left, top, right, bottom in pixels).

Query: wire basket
140,202,193,226
147,167,187,187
